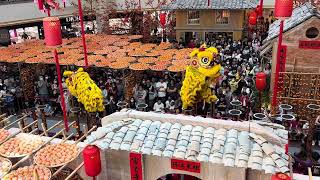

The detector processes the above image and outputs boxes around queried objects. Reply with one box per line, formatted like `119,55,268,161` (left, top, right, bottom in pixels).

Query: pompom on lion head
190,44,219,68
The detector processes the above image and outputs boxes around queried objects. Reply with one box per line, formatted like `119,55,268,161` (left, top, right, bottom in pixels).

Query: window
216,10,230,24
187,11,200,25
306,27,319,39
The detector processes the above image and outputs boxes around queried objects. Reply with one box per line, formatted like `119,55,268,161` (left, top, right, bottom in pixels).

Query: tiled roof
85,111,289,174
162,0,256,10
265,3,320,42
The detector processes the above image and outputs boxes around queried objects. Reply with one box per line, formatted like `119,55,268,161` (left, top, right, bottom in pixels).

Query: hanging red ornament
43,17,62,46
255,72,267,91
275,0,293,19
83,145,102,177
248,11,257,26
160,12,167,27
37,0,44,10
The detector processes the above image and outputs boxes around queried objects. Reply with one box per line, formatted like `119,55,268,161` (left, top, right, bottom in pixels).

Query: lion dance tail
180,66,206,110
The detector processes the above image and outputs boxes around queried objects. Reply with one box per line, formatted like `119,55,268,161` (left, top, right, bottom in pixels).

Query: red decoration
37,0,44,10
255,5,262,16
160,13,167,27
285,144,289,154
255,72,267,91
130,153,143,180
83,145,102,177
271,173,291,180
299,40,320,49
53,50,69,132
171,159,201,173
272,44,287,106
43,17,62,46
275,0,293,18
248,12,257,25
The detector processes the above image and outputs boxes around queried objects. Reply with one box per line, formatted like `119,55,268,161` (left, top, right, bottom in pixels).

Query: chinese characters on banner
272,45,287,106
171,159,201,173
129,153,143,180
299,40,320,49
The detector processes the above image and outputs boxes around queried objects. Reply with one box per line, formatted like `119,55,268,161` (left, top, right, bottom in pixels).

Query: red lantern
248,11,257,26
275,0,293,19
43,17,62,46
271,173,291,180
255,72,267,91
160,12,167,27
83,145,101,177
37,0,44,10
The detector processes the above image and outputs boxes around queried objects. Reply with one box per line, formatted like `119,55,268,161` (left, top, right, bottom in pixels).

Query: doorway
157,174,201,180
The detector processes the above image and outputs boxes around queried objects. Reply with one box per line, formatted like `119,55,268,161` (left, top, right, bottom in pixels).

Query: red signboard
272,45,287,106
171,159,201,173
299,40,320,49
129,153,143,180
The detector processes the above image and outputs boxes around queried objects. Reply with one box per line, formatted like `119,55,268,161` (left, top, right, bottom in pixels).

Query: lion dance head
180,45,221,110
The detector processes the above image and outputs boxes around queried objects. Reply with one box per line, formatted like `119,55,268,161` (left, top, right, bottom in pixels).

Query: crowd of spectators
0,32,272,120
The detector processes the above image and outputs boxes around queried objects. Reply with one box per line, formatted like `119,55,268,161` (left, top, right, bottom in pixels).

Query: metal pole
272,20,284,107
54,49,69,132
77,0,89,68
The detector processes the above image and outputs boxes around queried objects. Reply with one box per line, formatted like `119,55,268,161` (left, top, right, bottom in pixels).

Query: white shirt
153,102,164,112
156,82,167,98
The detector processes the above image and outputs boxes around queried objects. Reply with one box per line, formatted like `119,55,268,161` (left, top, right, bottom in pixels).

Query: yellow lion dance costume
180,45,221,110
63,68,104,112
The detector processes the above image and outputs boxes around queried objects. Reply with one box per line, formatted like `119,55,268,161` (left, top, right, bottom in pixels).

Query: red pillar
259,0,264,16
77,0,89,68
54,49,69,132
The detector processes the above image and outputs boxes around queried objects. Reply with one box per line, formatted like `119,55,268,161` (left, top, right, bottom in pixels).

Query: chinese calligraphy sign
171,159,201,173
272,45,287,106
299,40,320,49
129,153,143,180
277,45,287,92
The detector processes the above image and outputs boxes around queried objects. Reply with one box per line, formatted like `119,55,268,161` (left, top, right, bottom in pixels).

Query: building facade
261,3,320,117
164,0,256,43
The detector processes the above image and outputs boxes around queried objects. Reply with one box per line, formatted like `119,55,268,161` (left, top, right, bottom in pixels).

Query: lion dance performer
63,68,104,112
180,45,221,110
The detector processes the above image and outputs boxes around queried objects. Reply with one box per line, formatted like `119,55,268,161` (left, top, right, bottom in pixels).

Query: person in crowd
156,79,167,103
129,97,136,109
38,76,49,104
148,85,157,111
134,85,147,105
153,99,164,113
167,80,177,99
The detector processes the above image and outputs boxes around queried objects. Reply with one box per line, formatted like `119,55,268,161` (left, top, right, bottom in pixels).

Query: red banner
129,153,143,180
272,45,287,106
171,159,201,173
299,40,320,49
